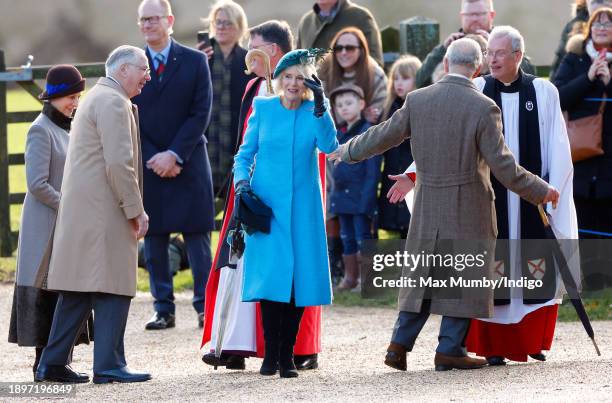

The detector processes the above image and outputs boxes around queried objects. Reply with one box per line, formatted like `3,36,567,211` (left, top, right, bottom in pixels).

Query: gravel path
0,284,610,402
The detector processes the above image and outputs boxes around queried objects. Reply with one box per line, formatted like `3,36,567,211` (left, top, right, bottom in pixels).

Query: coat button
345,189,349,193
592,176,597,181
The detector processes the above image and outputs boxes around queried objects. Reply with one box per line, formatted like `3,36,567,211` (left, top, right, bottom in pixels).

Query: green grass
558,288,612,322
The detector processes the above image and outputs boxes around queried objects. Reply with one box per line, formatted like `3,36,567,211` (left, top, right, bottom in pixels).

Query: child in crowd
329,84,382,291
378,55,421,239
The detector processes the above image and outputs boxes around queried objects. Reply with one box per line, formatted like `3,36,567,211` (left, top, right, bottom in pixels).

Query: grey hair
105,45,147,77
489,25,525,53
446,38,483,71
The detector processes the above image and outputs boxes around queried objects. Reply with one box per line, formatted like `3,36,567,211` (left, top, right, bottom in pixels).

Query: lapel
131,104,144,194
146,38,182,92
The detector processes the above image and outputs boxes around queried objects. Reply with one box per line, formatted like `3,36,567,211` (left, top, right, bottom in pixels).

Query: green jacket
297,0,383,66
415,35,537,89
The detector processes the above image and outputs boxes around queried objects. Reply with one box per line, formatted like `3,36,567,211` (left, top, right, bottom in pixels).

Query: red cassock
465,305,558,362
201,77,324,356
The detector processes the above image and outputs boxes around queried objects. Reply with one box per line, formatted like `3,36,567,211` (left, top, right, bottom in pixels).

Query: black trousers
39,291,131,373
260,299,304,363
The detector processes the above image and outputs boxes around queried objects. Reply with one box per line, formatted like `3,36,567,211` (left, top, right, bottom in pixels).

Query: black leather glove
304,74,326,118
235,180,251,195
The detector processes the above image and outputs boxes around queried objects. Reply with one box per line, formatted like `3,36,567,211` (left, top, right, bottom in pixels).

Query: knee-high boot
279,301,305,378
259,300,282,375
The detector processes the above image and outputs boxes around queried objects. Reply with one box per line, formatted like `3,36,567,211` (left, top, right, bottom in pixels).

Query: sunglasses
333,45,360,53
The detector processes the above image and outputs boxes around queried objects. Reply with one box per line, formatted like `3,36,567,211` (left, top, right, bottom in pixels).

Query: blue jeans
390,300,470,357
338,214,371,255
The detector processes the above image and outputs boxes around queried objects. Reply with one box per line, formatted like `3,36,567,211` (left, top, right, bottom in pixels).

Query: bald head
444,38,483,78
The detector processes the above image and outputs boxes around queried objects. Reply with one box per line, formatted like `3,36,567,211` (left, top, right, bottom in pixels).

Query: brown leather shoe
434,352,487,371
384,342,407,371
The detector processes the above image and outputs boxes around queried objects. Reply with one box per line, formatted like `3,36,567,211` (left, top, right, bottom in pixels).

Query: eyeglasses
483,49,519,59
128,63,151,75
138,15,168,25
592,22,612,30
460,11,489,18
214,19,235,29
333,45,360,53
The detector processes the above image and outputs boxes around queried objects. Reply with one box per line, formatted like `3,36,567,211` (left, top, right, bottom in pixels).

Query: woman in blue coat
233,49,338,378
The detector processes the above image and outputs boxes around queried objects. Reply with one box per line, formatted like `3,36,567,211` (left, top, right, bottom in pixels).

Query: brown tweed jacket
340,74,549,318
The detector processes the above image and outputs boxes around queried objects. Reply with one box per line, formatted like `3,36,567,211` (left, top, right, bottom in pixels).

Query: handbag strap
597,92,608,115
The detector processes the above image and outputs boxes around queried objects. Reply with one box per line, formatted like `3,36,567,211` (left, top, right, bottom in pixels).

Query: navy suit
133,39,214,315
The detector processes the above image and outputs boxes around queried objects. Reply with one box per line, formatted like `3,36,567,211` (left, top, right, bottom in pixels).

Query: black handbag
235,190,273,234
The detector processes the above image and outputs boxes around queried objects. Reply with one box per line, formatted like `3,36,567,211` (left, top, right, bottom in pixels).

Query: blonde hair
382,55,421,118
273,63,316,101
204,0,248,45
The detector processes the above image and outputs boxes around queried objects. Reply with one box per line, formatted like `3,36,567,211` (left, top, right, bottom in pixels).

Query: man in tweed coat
330,38,559,371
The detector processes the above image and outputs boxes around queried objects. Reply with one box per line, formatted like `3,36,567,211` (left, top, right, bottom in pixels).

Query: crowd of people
6,0,611,384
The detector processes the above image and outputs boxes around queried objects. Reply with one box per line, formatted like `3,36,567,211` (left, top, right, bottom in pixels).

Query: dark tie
155,54,165,81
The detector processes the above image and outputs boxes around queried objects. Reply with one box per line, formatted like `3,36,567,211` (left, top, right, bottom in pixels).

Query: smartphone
197,30,210,48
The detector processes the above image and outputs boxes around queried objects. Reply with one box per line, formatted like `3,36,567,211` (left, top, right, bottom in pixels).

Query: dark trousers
391,300,470,357
39,292,131,373
145,232,211,314
260,299,305,364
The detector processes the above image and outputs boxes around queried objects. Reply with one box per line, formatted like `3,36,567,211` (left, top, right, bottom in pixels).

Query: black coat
377,97,413,231
133,39,215,234
553,41,612,201
330,119,381,216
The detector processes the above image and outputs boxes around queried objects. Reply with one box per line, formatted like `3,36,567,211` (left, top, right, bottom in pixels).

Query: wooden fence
0,50,105,256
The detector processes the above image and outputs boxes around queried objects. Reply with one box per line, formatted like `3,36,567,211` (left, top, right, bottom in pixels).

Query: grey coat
340,75,550,318
15,113,68,287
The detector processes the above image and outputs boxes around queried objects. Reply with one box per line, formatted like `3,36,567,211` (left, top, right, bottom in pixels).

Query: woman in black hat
8,64,91,379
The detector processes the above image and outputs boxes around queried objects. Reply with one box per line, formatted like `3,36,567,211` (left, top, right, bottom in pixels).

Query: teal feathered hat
272,48,329,79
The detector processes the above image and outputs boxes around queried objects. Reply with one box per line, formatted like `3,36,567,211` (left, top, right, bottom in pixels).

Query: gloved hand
304,74,326,118
235,180,251,195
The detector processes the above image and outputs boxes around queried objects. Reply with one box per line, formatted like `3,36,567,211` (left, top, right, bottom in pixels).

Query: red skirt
465,304,558,362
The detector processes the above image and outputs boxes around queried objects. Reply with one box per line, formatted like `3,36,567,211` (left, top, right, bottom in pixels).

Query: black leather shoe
145,312,175,330
486,356,506,366
294,354,318,370
202,352,228,370
529,353,546,361
93,367,152,384
226,355,246,370
35,365,90,383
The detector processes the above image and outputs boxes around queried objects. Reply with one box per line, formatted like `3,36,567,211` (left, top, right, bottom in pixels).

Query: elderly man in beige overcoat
330,38,559,372
34,45,153,385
